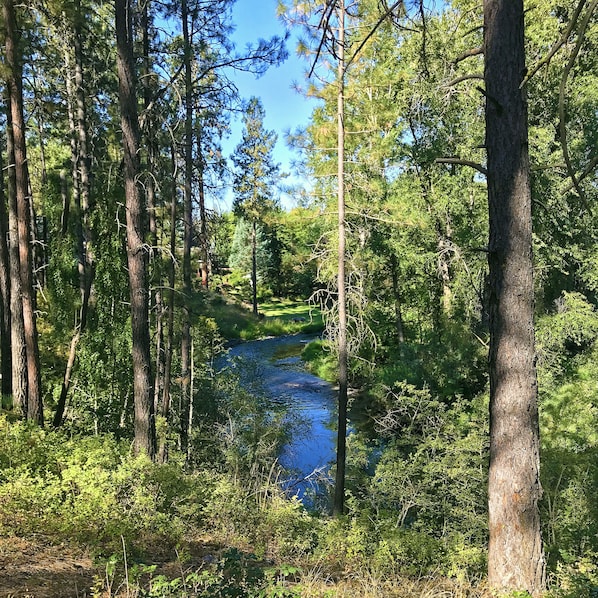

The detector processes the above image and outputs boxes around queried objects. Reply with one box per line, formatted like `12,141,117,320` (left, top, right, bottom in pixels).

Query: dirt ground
0,536,225,598
0,537,96,598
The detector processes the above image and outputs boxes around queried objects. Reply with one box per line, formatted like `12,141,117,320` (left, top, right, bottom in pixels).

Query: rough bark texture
484,0,546,594
5,90,28,416
4,0,43,424
116,0,156,459
0,150,12,398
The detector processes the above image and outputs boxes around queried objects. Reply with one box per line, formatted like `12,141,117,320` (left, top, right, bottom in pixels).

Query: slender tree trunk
197,136,209,289
333,1,348,517
141,0,165,416
54,8,96,427
484,0,545,594
179,0,193,453
116,0,156,459
389,253,405,344
4,0,43,424
251,220,258,316
0,149,12,398
158,145,178,463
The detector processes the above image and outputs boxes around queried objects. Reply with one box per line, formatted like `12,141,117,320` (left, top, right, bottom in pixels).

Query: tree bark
333,0,348,517
158,145,178,464
4,0,43,424
251,220,258,316
0,148,12,398
116,0,156,459
5,92,28,416
179,0,193,453
54,6,96,427
197,134,209,289
484,0,545,594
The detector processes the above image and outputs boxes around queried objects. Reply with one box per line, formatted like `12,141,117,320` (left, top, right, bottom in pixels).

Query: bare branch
435,157,487,176
453,46,483,64
447,73,484,86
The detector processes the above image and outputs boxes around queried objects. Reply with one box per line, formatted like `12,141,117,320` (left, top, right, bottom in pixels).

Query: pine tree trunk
158,145,178,464
179,0,193,454
198,140,209,289
116,0,156,459
54,8,95,427
0,149,12,398
4,0,43,424
484,0,545,594
251,220,258,316
333,0,348,517
5,93,28,416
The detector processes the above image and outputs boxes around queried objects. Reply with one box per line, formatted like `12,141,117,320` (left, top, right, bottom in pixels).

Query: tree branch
521,0,588,87
453,46,483,64
447,73,484,86
435,157,487,176
558,0,598,213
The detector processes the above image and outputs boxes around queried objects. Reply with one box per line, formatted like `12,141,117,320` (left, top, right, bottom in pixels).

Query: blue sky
223,0,317,208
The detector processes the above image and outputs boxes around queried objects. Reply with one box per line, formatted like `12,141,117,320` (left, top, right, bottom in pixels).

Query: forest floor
0,537,95,597
0,536,225,598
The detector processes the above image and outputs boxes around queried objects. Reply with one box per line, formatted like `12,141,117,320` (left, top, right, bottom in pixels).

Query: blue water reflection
217,334,337,502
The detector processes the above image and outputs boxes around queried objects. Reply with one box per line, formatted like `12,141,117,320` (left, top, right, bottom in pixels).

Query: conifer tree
231,97,280,316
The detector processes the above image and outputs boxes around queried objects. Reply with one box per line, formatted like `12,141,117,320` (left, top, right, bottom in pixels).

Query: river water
217,334,337,500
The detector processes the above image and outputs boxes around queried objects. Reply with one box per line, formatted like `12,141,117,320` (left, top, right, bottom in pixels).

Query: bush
0,418,211,554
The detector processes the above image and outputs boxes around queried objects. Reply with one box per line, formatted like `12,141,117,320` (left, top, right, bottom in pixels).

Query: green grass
206,294,324,341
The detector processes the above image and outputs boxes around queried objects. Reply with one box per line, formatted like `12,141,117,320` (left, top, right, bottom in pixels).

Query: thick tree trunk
5,93,28,416
4,0,43,424
484,0,545,594
333,1,348,517
116,0,156,459
0,149,12,398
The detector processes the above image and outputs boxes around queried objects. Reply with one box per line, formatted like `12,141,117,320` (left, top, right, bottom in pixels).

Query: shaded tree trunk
4,0,43,424
0,149,12,398
158,145,178,464
54,6,96,427
484,0,545,594
197,134,209,289
116,0,156,459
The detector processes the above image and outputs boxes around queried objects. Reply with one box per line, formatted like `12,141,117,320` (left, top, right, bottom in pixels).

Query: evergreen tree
231,97,280,315
484,0,545,592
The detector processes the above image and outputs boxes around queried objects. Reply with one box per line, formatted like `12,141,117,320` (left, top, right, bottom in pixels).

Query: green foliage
350,384,489,577
0,417,209,553
300,340,337,383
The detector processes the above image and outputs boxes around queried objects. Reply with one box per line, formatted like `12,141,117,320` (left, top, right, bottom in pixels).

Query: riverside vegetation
1,297,598,597
2,0,598,596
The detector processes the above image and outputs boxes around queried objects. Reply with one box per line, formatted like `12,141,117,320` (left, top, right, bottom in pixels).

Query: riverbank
206,293,324,341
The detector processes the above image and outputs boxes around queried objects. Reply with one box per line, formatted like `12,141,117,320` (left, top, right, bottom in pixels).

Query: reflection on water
216,334,337,501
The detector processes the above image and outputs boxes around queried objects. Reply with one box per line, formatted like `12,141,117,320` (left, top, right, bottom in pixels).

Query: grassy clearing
206,294,324,341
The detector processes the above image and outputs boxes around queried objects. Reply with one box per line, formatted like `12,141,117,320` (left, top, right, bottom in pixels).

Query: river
217,334,337,500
